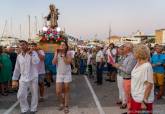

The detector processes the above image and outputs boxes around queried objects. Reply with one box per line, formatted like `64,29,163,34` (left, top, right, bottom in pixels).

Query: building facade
105,35,121,44
155,29,165,44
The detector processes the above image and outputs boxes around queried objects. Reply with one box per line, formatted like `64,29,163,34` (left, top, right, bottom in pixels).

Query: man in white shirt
96,46,104,85
12,40,40,114
87,49,93,78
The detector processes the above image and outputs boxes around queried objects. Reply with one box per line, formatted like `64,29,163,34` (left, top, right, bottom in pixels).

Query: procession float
35,4,66,75
38,4,67,53
35,4,78,75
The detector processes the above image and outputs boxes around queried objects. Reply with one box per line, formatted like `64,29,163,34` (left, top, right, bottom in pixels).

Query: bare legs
39,82,45,101
64,83,70,107
56,82,70,113
56,83,64,107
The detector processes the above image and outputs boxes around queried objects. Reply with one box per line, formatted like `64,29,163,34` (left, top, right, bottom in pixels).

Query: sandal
120,104,127,109
64,106,69,114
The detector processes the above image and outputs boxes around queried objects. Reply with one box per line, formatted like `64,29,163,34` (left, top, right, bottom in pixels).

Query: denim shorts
38,74,45,84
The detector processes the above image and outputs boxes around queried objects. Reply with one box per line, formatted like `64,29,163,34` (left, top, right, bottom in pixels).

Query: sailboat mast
28,15,31,41
109,25,111,44
1,20,7,38
10,17,13,37
20,24,22,39
35,16,38,33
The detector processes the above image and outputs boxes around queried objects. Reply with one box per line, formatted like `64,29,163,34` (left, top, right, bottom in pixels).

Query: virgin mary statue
46,4,59,28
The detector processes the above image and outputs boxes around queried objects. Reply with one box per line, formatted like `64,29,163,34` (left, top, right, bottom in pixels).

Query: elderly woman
130,44,154,114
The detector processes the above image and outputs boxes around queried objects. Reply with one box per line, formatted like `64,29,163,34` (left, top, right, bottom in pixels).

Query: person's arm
52,51,58,65
141,81,153,110
141,66,154,109
12,57,21,88
37,50,45,61
31,51,40,64
143,82,153,101
63,52,72,64
144,66,154,100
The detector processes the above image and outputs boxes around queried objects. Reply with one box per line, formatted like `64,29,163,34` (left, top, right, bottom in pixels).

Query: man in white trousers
12,40,40,114
115,45,127,109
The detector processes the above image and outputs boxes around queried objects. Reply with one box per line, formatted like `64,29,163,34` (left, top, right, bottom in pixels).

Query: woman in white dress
52,41,72,114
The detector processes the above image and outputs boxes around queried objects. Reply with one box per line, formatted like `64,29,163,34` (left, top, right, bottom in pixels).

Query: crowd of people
0,40,165,114
71,42,165,114
0,46,17,96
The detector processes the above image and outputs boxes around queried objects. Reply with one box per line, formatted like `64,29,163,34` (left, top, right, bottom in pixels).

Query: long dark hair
62,40,69,56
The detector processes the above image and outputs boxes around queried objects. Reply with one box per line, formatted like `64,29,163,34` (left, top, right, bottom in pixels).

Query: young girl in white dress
52,41,72,114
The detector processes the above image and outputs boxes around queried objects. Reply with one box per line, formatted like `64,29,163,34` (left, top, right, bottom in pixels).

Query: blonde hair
133,44,150,60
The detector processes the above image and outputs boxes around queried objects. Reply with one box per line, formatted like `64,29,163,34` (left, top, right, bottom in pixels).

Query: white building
0,36,19,46
120,30,154,44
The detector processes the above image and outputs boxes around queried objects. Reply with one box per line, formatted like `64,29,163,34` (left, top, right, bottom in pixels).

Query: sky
0,0,165,40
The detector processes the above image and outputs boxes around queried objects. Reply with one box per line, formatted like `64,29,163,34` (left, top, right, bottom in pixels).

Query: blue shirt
45,53,56,75
151,53,165,73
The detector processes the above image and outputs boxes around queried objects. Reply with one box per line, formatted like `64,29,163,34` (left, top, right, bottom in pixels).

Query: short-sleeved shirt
106,48,117,64
151,53,165,74
131,62,154,103
87,53,93,65
96,50,104,62
37,50,46,75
